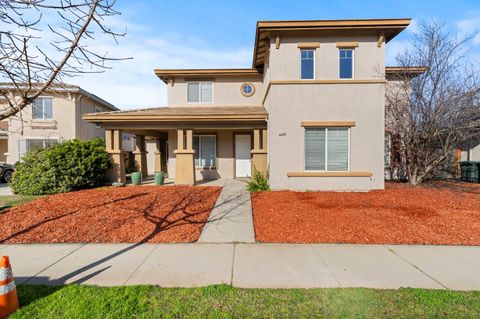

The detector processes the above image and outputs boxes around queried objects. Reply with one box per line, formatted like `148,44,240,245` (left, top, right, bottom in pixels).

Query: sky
45,0,480,109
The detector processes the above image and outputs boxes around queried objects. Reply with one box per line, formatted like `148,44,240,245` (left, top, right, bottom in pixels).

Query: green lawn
0,194,41,211
11,284,480,319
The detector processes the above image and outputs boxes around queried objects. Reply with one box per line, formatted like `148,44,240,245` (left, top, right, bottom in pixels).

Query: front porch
83,106,269,185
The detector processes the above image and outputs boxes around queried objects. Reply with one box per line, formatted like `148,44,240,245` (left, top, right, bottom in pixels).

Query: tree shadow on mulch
423,179,480,195
386,179,480,195
9,186,244,287
0,192,150,244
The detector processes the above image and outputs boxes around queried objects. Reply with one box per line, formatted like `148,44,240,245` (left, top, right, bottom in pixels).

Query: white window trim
19,137,61,161
187,81,214,104
32,97,54,120
338,48,355,80
299,49,315,80
193,134,217,168
303,127,351,172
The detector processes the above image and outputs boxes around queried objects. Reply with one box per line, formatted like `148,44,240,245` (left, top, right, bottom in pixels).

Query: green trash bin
131,172,141,185
460,161,469,181
470,162,480,183
154,172,165,185
460,161,480,183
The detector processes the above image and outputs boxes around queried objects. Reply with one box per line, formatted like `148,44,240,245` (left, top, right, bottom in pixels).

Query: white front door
235,134,251,178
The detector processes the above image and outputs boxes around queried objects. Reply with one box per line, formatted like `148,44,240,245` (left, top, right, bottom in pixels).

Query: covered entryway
83,106,268,185
235,134,251,178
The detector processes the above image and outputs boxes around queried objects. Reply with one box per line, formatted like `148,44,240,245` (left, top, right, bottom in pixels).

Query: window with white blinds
193,135,216,167
305,127,349,171
18,138,58,160
187,82,213,103
33,98,53,119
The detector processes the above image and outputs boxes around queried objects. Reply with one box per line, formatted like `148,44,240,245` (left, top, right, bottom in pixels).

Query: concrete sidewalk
2,243,480,290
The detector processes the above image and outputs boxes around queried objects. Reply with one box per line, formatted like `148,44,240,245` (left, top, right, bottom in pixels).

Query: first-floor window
18,138,58,160
193,135,216,168
305,127,349,171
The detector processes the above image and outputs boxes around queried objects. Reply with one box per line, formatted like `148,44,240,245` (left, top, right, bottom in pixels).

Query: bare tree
386,21,480,185
0,0,126,121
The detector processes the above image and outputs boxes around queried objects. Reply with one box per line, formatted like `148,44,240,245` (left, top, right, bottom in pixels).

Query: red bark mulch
0,186,221,244
252,181,480,245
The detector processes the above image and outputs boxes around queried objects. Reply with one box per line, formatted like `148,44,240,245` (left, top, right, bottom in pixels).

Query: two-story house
84,18,412,191
0,83,123,163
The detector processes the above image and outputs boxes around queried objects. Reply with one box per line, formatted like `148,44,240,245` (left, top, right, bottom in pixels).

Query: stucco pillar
134,135,148,178
105,129,126,184
251,128,268,175
154,138,167,173
174,129,195,185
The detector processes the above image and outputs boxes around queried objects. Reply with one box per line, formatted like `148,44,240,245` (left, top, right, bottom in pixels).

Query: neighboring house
0,83,122,163
461,139,480,162
84,18,414,191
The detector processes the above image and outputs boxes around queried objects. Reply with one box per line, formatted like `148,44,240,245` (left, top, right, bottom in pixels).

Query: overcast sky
38,0,480,110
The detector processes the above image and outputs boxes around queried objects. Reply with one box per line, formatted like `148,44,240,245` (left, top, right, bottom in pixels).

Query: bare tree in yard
386,21,480,185
0,0,126,121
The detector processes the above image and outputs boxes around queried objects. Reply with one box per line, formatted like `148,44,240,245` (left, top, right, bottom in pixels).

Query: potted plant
154,171,165,185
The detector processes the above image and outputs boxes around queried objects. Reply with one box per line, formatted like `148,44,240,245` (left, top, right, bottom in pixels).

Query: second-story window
339,49,354,79
32,97,53,119
300,49,315,80
187,82,213,103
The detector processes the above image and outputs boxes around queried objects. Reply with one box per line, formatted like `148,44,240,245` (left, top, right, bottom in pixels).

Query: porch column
154,138,167,173
251,128,268,175
105,129,126,184
173,129,195,185
134,135,148,178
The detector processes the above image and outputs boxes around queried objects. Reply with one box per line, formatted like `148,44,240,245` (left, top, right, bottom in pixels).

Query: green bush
246,167,270,192
11,138,111,195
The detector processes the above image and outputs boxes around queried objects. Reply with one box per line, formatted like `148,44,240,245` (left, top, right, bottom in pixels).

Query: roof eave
154,68,262,83
253,18,411,67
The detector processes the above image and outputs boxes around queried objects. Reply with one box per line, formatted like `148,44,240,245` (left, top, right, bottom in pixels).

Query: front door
235,134,251,178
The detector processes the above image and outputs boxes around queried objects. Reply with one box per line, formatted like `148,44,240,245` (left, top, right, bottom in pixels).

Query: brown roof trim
0,82,118,111
256,18,412,28
83,106,268,123
154,68,261,83
253,18,411,67
385,66,427,78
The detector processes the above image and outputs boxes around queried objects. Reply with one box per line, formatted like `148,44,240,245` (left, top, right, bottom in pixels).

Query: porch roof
83,106,268,123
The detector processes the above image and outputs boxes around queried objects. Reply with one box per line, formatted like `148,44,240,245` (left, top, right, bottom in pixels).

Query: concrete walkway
2,243,480,290
198,179,255,243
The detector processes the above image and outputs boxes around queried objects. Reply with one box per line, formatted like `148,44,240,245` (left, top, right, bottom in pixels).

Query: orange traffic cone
0,256,19,319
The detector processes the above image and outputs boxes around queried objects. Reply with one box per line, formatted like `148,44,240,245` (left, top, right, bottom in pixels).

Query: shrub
11,138,111,195
246,167,270,192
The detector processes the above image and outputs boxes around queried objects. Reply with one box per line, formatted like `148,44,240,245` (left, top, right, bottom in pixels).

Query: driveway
0,183,13,195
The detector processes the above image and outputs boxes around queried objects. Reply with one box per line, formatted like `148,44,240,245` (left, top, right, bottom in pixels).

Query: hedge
11,138,111,195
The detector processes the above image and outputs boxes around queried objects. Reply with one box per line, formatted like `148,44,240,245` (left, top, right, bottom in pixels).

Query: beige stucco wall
262,34,386,190
167,77,266,106
266,83,385,191
5,93,113,163
268,35,385,81
7,93,77,163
